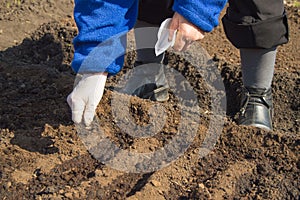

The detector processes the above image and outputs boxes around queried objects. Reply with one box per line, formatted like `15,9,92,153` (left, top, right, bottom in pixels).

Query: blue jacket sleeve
173,0,227,32
72,0,138,75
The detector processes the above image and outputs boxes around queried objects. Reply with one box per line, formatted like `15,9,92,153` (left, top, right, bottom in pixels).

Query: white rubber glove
67,73,107,126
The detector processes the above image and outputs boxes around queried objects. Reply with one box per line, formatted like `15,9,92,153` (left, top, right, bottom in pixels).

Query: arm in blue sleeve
173,0,227,32
72,0,138,75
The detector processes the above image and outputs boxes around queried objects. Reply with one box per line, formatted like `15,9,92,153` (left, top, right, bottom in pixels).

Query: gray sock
122,20,169,101
133,20,167,87
240,47,277,89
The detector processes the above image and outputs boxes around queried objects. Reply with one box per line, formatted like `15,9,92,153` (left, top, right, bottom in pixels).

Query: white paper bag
155,18,177,56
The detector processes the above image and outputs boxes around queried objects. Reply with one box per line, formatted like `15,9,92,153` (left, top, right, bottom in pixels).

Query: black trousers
138,0,174,25
138,0,289,49
222,0,289,48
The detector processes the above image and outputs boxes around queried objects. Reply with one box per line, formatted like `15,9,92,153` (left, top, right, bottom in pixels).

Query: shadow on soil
0,32,75,154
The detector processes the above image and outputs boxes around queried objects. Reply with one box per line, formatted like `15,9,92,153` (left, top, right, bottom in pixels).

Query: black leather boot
122,60,169,102
131,61,169,102
238,87,273,130
132,83,169,102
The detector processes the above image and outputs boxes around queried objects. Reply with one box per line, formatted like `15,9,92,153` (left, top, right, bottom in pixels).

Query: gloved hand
67,72,107,126
169,12,205,51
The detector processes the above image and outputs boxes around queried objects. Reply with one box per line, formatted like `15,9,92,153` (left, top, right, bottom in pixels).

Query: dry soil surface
0,1,299,199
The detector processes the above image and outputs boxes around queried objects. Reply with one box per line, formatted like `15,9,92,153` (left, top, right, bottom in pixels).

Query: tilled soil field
0,1,299,199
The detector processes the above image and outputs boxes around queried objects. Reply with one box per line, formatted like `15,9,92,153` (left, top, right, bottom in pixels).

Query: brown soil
0,1,299,199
